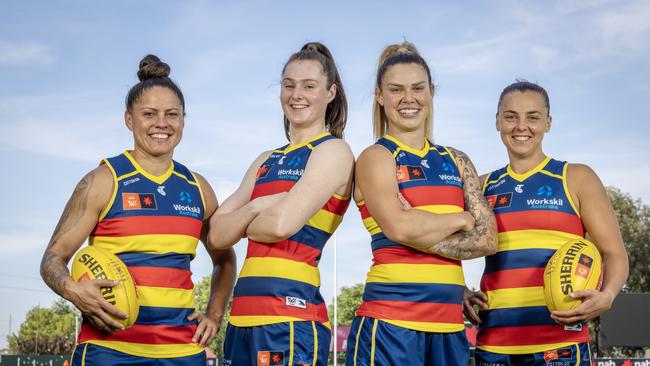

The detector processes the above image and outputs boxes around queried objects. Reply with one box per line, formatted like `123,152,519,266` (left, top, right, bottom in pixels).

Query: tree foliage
606,187,650,292
194,275,231,359
7,298,78,355
328,283,364,326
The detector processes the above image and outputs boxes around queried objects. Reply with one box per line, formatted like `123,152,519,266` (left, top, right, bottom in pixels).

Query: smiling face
280,60,336,130
125,85,184,159
496,90,551,160
376,63,433,135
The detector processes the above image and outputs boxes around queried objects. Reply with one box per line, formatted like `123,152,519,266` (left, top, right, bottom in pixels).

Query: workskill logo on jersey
277,155,304,181
173,191,201,218
485,192,512,209
396,165,426,182
438,161,462,186
526,185,563,209
122,193,157,210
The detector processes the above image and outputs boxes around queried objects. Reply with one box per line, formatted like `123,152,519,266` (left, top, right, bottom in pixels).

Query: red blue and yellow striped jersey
229,132,350,328
78,151,205,358
355,135,466,333
477,157,587,354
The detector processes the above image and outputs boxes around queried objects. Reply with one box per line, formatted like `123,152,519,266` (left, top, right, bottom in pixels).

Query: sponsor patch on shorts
285,296,307,309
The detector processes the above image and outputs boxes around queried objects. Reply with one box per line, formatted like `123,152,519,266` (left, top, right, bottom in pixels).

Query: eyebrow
282,78,319,83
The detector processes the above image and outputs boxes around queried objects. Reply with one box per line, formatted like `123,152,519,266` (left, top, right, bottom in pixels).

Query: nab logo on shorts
396,165,427,183
122,193,157,210
485,192,512,209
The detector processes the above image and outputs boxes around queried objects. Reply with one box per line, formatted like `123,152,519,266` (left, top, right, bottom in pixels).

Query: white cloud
0,40,53,66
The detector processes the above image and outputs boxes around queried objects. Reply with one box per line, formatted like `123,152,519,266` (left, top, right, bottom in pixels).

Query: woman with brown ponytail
208,42,354,365
40,55,236,365
345,42,497,365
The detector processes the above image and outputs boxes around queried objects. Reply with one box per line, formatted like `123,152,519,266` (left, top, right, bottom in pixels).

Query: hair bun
137,54,170,81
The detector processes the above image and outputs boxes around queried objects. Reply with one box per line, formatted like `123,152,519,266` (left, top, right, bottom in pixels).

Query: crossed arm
356,145,496,260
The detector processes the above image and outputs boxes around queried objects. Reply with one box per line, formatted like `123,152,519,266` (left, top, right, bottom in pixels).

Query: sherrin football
71,246,139,328
543,238,602,312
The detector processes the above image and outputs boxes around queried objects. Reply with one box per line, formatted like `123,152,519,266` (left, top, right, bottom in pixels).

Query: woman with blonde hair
345,42,497,365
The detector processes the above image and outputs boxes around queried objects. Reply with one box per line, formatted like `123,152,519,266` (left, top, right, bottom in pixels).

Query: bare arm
207,152,286,249
246,139,354,243
40,166,127,332
356,145,474,248
188,174,237,347
420,148,498,259
551,164,629,324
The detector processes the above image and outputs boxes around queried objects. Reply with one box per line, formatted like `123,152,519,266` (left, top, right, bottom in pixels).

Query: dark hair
374,41,434,139
281,42,347,140
125,54,186,114
497,79,550,115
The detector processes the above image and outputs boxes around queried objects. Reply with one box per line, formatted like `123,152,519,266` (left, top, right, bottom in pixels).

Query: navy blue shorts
345,316,470,366
71,343,206,365
223,321,330,366
475,342,592,366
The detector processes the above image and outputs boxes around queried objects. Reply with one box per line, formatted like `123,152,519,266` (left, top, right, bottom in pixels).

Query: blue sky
1,0,649,348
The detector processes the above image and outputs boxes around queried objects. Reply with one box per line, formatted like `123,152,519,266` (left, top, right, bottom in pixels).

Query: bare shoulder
357,144,393,166
566,163,602,184
479,173,489,187
192,171,218,217
313,138,354,162
84,164,114,200
446,146,469,160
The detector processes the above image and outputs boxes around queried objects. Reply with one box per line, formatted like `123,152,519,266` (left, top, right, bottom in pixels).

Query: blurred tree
8,298,78,355
194,275,231,359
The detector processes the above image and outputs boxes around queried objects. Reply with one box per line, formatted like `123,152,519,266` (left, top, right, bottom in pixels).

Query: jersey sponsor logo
256,164,271,179
287,155,302,168
278,156,286,165
157,185,166,196
277,168,304,180
544,347,573,363
421,159,430,168
122,193,157,210
563,323,583,332
396,165,427,182
122,177,140,186
526,185,563,209
486,192,512,209
285,296,307,309
173,191,201,218
257,351,284,366
515,184,524,193
439,162,461,186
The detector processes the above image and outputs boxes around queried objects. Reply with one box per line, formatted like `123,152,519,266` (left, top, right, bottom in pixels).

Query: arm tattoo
425,149,497,259
41,174,93,297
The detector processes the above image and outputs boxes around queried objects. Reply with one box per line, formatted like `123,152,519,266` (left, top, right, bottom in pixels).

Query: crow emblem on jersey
396,165,426,182
485,192,512,209
122,193,157,210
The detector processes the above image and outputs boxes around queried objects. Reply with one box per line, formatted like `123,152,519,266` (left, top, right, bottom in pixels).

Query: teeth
150,134,169,139
291,105,308,109
513,136,531,141
399,109,419,116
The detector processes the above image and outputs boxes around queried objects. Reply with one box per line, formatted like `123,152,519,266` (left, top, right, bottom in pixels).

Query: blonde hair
373,41,434,140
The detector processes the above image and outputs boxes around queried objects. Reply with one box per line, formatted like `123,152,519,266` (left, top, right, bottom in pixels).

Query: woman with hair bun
40,54,236,365
345,42,497,365
208,42,354,365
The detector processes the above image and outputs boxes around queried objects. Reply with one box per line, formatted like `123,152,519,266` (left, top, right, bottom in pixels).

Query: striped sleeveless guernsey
477,157,587,354
78,151,205,359
229,132,350,328
355,135,466,333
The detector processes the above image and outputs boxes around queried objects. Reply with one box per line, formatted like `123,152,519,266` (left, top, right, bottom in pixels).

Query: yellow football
544,238,602,312
71,246,139,328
